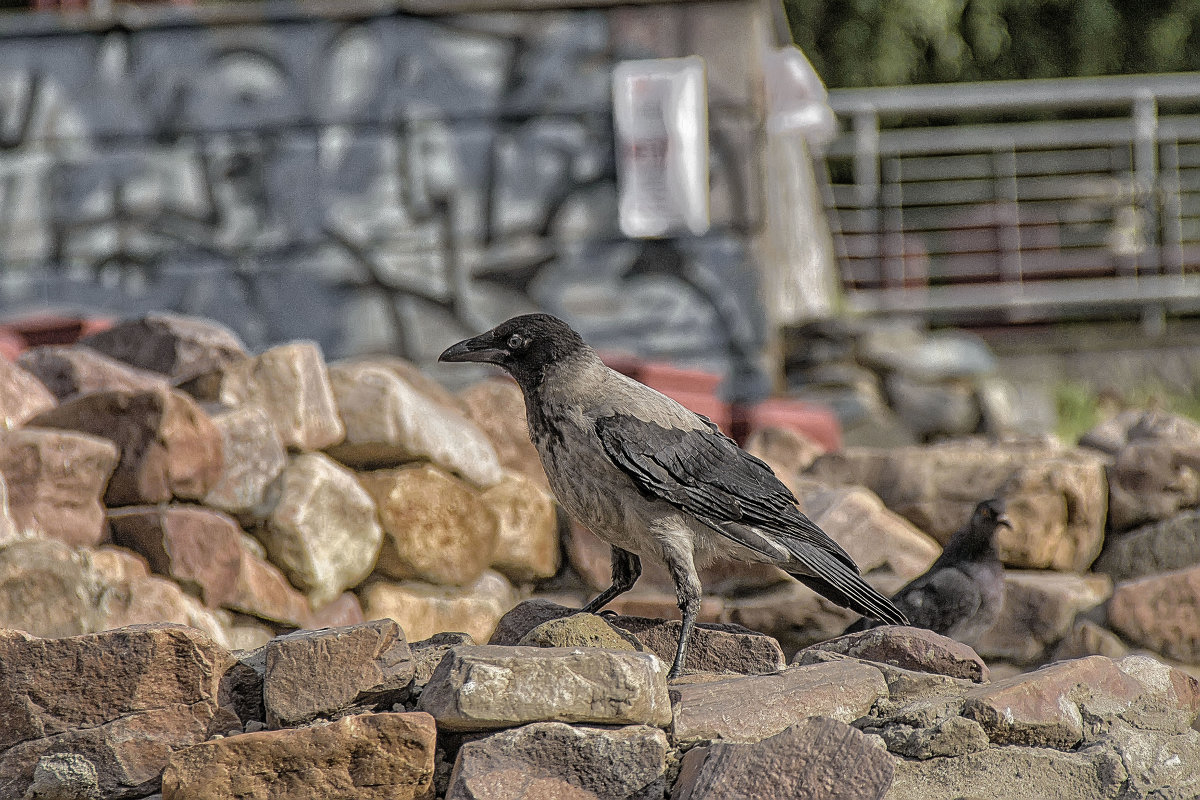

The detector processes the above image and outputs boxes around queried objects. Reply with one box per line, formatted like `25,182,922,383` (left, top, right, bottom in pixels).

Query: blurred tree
785,0,1200,87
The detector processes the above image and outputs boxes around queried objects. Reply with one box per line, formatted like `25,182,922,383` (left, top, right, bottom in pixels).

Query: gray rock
80,312,248,382
671,717,893,800
872,716,989,760
517,612,644,652
23,754,101,800
886,743,1126,800
446,722,669,800
490,600,784,676
410,632,476,696
416,645,672,731
671,660,888,744
1091,723,1200,800
1094,509,1200,583
884,373,981,439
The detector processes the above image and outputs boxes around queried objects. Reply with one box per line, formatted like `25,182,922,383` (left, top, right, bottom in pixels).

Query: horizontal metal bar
829,72,1200,117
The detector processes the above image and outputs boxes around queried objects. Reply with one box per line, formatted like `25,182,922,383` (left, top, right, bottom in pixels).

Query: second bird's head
439,313,588,388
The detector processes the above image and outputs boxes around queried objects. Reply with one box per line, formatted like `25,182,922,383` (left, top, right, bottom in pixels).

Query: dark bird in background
440,313,907,678
843,498,1010,643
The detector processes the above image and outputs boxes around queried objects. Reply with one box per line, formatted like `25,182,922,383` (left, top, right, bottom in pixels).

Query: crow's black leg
664,551,702,681
581,547,641,614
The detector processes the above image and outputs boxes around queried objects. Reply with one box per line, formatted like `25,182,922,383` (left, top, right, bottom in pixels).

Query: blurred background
1,0,1199,444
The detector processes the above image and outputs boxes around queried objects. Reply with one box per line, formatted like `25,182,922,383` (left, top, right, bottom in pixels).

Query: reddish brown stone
80,312,248,382
0,427,118,546
308,592,366,629
263,619,414,728
0,358,55,430
0,624,235,799
1108,565,1200,663
162,712,437,800
962,655,1146,747
802,626,989,683
17,344,168,400
673,718,893,800
108,505,312,627
29,387,222,506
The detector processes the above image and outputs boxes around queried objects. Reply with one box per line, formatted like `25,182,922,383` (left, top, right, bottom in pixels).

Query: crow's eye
507,333,525,350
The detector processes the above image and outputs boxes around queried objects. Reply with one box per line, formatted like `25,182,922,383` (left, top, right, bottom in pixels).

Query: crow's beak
996,513,1014,530
439,333,506,365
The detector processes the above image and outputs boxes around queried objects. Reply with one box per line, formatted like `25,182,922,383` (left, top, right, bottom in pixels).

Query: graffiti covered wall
0,0,781,396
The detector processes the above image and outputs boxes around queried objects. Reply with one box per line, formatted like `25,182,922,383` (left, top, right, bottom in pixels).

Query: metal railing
823,73,1200,322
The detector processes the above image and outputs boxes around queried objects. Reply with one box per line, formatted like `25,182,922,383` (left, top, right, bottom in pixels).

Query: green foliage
785,0,1200,87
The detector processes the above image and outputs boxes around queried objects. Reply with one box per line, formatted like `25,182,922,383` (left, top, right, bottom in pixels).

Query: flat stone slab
671,659,888,744
802,625,989,683
416,645,671,731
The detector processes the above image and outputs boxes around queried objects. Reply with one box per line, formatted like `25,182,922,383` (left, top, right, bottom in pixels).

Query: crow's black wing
891,567,981,634
594,414,855,568
595,413,907,626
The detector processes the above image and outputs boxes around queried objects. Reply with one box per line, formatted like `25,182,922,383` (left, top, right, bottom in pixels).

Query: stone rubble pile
1,312,1200,797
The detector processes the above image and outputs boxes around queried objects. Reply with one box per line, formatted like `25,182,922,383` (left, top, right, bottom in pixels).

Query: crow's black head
947,497,1012,559
439,313,589,388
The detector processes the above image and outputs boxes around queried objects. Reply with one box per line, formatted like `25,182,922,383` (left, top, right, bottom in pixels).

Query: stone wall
0,0,788,394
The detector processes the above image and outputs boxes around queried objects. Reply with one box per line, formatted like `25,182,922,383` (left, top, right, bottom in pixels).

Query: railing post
1133,90,1161,273
852,108,882,286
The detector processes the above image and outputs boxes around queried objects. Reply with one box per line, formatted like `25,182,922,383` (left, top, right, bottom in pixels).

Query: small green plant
1055,381,1102,444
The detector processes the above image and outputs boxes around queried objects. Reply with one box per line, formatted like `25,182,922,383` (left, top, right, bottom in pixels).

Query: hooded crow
441,313,907,678
843,497,1010,643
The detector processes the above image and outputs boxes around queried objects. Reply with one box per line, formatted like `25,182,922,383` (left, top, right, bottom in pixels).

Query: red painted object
737,397,841,452
639,361,723,395
0,313,114,354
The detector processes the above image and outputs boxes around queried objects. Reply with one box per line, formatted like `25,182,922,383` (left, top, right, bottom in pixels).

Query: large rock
417,645,672,731
671,660,888,744
447,722,669,800
108,504,311,627
517,612,645,651
359,464,499,586
458,378,547,489
482,471,559,583
361,571,517,645
0,624,235,800
84,546,234,647
972,570,1112,664
793,483,941,594
216,341,345,451
0,358,56,429
886,743,1124,800
802,626,988,683
489,600,784,676
17,344,168,400
1094,509,1200,583
29,387,223,506
883,373,981,439
0,539,229,645
203,405,288,518
328,361,503,488
1107,564,1200,663
808,441,1108,571
80,312,248,381
161,712,437,800
1081,409,1200,532
672,718,894,800
257,452,382,607
263,619,414,728
961,654,1200,748
0,427,118,546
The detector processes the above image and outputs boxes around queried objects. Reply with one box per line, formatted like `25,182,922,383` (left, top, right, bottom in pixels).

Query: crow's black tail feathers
787,552,908,628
